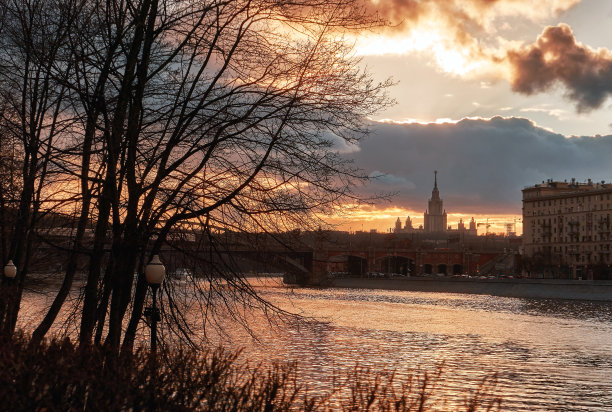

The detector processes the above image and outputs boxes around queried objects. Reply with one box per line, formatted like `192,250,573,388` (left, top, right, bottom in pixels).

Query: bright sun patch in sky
354,30,500,78
354,30,441,56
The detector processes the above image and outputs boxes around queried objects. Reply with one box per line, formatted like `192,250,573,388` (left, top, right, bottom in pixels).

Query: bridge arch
327,254,368,277
374,255,415,275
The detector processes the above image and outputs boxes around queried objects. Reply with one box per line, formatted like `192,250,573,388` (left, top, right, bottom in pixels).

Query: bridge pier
305,249,329,285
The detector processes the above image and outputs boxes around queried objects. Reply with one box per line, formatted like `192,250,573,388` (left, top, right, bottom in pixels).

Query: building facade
394,171,477,236
522,179,612,279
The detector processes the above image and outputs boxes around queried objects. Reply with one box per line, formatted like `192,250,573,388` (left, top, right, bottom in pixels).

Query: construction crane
477,218,491,235
503,218,522,237
474,217,523,237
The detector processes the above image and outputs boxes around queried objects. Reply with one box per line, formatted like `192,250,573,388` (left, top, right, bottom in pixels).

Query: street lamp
4,260,16,278
3,260,17,330
144,255,165,353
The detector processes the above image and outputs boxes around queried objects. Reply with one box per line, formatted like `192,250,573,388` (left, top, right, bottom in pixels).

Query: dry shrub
0,333,501,411
333,366,501,412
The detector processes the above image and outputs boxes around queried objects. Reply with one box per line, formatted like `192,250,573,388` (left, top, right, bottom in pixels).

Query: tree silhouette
0,0,392,354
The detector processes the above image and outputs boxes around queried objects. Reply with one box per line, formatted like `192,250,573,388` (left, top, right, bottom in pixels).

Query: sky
334,0,612,234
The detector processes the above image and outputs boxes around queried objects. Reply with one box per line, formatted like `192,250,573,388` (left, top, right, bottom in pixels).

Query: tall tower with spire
424,171,447,232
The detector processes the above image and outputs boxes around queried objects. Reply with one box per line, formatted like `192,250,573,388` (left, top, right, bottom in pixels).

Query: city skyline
330,0,612,234
329,169,522,235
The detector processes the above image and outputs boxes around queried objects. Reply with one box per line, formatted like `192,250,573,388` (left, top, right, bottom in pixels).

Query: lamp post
4,260,16,279
3,260,17,333
144,255,165,353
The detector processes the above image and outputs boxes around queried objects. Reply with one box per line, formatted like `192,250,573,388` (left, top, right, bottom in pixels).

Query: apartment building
522,179,612,279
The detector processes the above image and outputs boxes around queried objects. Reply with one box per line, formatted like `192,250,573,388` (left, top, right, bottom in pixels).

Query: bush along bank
0,333,502,411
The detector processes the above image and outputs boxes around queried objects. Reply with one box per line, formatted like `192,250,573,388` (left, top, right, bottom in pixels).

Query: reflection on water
265,286,612,323
21,278,612,411
208,281,612,411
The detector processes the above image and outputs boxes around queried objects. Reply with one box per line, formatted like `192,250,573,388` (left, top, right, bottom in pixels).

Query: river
20,277,612,410
208,280,612,411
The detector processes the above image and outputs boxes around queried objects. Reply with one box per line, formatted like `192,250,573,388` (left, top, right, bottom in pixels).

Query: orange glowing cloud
353,0,580,78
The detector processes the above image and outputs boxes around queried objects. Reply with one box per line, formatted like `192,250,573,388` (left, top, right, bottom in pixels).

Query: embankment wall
329,278,612,301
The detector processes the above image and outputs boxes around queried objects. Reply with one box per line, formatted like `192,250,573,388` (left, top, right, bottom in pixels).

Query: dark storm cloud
349,117,612,213
508,24,612,111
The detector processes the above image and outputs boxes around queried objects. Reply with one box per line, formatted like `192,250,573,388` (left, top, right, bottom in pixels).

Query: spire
431,170,440,200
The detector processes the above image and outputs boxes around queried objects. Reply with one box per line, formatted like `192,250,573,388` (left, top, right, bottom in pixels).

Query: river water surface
210,280,612,411
21,278,612,410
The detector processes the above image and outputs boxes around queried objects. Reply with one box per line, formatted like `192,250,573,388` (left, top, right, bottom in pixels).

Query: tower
468,217,477,235
469,217,476,231
424,171,447,232
394,217,402,233
404,216,413,230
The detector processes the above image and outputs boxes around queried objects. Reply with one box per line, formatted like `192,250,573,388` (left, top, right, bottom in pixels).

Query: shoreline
327,277,612,301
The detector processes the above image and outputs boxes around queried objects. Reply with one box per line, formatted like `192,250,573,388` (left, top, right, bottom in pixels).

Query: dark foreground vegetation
0,333,502,411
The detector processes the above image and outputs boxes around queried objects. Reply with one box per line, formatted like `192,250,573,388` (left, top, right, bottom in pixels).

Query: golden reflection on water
230,278,612,410
19,276,612,410
267,288,611,350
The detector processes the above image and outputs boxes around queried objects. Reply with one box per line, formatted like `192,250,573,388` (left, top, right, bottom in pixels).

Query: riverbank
328,277,612,301
0,332,501,411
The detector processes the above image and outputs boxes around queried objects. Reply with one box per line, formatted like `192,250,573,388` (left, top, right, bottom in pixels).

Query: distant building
424,171,447,232
522,178,612,279
394,171,477,236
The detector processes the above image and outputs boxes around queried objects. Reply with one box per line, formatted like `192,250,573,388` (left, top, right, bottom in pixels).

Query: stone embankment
329,277,612,301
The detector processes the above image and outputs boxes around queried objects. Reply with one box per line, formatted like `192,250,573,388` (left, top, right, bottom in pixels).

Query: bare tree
0,0,392,353
0,0,80,335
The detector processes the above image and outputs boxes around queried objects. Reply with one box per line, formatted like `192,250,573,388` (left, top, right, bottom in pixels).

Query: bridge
24,226,516,285
301,248,505,285
160,232,514,286
160,244,504,286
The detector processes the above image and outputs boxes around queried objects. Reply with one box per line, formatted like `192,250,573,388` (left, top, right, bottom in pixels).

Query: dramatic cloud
508,24,612,111
354,0,580,76
355,1,612,112
348,117,612,214
364,0,579,32
369,171,416,189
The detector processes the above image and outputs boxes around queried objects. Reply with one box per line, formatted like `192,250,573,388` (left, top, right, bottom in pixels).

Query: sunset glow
354,30,499,78
340,0,612,230
6,2,612,410
326,206,523,236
